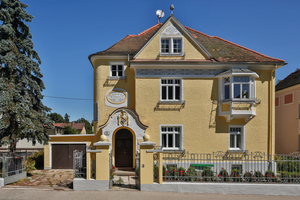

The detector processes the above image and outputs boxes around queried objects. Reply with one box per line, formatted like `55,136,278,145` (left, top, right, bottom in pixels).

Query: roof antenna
170,4,174,15
156,10,164,23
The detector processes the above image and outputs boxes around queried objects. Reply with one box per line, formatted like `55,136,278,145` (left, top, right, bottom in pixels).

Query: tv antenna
156,10,164,23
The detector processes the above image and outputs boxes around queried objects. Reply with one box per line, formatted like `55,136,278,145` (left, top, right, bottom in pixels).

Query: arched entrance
114,129,133,168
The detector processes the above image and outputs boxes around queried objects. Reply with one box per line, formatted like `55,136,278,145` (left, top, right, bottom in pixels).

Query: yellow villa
44,11,286,190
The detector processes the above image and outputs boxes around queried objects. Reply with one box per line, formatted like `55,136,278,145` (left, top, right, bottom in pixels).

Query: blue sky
21,0,300,123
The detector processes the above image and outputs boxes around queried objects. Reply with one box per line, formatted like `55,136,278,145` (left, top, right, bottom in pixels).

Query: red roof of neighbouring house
89,19,284,63
54,123,85,131
276,69,300,91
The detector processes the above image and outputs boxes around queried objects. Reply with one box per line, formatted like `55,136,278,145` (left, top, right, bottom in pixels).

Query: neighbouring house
52,122,87,135
275,70,300,154
44,12,285,174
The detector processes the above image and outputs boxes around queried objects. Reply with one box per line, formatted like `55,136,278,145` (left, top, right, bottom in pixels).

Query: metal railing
73,150,86,179
0,152,26,179
135,151,140,189
155,151,300,183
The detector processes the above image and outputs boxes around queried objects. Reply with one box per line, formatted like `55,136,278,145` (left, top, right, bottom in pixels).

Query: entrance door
115,129,133,167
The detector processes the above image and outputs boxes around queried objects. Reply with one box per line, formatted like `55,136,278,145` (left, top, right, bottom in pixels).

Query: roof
54,123,85,130
276,69,300,91
89,16,285,63
217,68,259,77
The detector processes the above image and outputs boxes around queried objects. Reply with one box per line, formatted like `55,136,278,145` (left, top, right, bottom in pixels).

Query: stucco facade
275,70,300,154
44,14,285,171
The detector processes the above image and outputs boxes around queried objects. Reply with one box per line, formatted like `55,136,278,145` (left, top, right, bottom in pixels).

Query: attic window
160,37,184,56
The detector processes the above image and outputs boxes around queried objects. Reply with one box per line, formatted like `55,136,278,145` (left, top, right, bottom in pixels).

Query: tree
48,112,64,123
76,118,93,134
63,126,79,135
64,113,70,123
0,0,54,152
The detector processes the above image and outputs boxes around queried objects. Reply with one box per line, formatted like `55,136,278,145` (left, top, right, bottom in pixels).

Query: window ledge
159,100,185,104
227,150,247,154
107,76,126,80
159,52,185,57
221,98,260,104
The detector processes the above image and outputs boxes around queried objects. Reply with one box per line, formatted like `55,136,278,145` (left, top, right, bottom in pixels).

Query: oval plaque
107,91,127,104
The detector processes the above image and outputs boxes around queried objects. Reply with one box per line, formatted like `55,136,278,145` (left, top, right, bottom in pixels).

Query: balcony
218,98,260,122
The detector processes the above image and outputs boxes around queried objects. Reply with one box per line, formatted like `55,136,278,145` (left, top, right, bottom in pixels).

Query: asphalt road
0,189,299,200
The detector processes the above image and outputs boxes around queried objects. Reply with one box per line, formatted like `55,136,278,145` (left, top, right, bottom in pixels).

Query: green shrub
230,169,242,182
265,170,276,182
27,150,44,171
244,171,255,182
219,168,229,182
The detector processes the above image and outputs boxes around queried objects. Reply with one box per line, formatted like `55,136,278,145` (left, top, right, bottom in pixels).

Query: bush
219,168,229,182
202,168,214,181
265,170,276,182
27,151,44,171
244,171,255,182
230,169,242,182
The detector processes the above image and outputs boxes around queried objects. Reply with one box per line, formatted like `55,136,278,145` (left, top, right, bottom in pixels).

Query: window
161,126,181,150
275,97,279,107
109,62,125,77
231,165,242,173
223,76,254,100
229,126,244,150
161,79,181,101
284,93,293,105
160,37,183,55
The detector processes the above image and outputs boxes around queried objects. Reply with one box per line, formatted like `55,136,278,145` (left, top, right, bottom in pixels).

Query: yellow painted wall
135,70,271,154
136,21,206,60
92,59,135,139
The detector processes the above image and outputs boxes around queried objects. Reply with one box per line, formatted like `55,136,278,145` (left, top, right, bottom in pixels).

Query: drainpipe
268,63,278,155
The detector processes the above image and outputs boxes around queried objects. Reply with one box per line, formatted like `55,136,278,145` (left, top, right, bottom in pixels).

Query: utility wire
44,95,93,101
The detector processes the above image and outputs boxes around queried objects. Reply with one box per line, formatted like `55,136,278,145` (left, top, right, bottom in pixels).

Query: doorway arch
114,129,133,168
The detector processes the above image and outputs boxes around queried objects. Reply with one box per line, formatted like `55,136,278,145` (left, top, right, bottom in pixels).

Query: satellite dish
156,10,164,23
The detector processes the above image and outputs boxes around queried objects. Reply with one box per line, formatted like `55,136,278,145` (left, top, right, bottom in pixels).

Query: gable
135,21,208,60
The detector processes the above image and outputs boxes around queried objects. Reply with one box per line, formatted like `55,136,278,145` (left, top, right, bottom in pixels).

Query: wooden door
115,129,133,167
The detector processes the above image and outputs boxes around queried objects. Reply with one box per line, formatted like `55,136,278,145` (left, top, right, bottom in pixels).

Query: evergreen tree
64,113,70,123
0,0,54,152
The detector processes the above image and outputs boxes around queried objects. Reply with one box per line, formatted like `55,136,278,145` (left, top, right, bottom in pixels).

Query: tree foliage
76,118,93,134
63,125,79,135
48,112,64,123
64,113,70,123
0,0,54,151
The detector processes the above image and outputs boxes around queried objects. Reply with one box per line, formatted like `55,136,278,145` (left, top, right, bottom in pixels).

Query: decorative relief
118,110,129,126
136,69,226,76
160,22,182,36
107,91,126,104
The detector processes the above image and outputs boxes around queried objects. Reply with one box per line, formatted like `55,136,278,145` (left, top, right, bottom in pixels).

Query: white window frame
160,36,184,56
109,61,125,78
160,78,183,102
160,125,183,150
229,125,245,151
222,76,255,100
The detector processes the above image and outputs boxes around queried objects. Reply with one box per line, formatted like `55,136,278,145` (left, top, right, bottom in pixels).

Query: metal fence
109,150,113,189
155,151,300,183
135,151,140,189
0,152,26,179
73,150,86,179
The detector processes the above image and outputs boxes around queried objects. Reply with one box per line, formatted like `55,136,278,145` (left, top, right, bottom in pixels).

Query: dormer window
160,37,183,55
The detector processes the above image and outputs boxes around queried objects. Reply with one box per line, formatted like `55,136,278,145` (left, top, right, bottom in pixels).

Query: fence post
158,152,163,184
94,141,111,181
86,152,91,180
139,141,156,190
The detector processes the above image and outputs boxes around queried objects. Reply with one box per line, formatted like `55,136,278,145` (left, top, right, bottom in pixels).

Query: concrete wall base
73,178,109,191
4,172,27,185
0,178,4,188
141,182,300,196
44,167,51,170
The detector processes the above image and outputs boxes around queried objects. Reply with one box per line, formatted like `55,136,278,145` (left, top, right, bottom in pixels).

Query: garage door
52,144,86,169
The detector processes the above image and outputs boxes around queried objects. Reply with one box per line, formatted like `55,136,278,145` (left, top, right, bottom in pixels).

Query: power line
44,95,93,101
